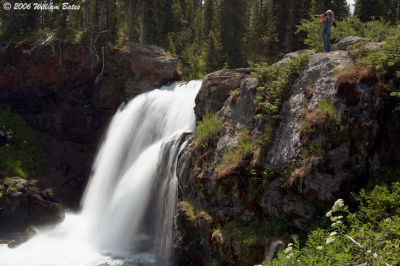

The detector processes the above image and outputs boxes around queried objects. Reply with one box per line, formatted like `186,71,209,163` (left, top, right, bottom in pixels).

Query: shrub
297,17,400,52
0,106,48,178
266,174,400,266
254,54,310,121
254,54,310,154
194,113,222,146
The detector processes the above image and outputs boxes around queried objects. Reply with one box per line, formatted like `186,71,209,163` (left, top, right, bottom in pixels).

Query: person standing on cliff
319,10,334,52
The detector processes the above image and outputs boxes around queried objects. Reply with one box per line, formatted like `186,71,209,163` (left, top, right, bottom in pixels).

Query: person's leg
322,32,328,52
327,31,331,52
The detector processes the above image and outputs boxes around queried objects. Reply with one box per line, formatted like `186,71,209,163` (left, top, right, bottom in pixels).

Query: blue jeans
322,28,331,52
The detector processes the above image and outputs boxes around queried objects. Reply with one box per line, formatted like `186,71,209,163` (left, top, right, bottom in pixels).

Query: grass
181,201,196,221
318,100,338,120
229,89,240,97
215,128,253,179
0,105,48,178
194,113,222,146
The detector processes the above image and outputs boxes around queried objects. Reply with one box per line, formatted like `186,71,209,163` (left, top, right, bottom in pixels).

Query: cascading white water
0,80,202,266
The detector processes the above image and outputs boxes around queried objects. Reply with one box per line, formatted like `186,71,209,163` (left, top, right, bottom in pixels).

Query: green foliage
181,201,196,221
356,39,400,112
222,216,292,262
194,113,222,146
0,106,48,178
215,128,253,177
318,100,338,120
355,182,400,223
254,54,310,153
255,54,310,120
267,174,400,266
297,17,400,52
229,89,240,97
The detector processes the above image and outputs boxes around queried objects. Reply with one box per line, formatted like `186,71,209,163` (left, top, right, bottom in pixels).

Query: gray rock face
332,36,371,51
175,37,397,264
267,51,352,166
194,68,254,121
119,42,181,98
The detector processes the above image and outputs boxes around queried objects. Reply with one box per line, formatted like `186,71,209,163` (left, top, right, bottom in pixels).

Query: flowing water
0,80,202,266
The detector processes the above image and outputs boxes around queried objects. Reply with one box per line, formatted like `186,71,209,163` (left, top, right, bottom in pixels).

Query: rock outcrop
0,41,180,209
175,41,400,265
0,177,64,235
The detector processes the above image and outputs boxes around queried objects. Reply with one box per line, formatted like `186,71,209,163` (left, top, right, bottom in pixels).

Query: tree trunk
140,0,146,44
128,0,134,41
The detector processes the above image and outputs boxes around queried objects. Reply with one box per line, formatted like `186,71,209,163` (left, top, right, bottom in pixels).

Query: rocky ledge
174,38,400,265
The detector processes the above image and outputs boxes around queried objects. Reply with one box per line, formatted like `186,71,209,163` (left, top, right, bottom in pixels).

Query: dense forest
0,0,399,79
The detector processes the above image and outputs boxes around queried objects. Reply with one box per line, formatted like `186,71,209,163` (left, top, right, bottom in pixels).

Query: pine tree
355,0,385,22
311,0,349,20
220,0,248,68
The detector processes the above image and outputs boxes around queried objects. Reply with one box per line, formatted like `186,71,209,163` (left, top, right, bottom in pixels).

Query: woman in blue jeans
320,10,334,52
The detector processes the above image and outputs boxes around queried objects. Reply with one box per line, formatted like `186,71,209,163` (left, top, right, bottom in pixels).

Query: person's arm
319,16,328,24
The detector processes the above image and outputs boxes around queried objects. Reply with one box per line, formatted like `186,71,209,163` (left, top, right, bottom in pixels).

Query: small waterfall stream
0,80,202,266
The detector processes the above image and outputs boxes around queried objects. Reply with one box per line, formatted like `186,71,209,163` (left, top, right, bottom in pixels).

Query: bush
297,17,400,52
254,54,310,121
266,174,400,266
0,106,48,178
194,113,222,146
254,54,310,153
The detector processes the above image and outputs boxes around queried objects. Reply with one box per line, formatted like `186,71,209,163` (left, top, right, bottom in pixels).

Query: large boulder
0,177,64,234
194,68,254,121
332,36,370,51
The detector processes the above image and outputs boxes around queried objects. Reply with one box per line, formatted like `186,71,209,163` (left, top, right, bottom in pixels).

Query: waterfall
0,80,202,266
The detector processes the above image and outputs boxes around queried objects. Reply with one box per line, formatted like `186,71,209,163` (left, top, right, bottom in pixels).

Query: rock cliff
174,38,400,265
0,41,180,234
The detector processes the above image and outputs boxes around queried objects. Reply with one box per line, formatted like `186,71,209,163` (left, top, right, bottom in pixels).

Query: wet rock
7,226,37,248
332,36,371,51
0,177,64,234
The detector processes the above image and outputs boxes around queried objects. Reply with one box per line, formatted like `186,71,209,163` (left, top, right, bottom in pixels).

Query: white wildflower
326,237,335,244
316,246,324,250
326,210,333,218
329,231,337,236
284,247,293,254
286,253,294,259
331,221,342,228
331,216,343,222
288,243,294,247
385,218,392,222
332,199,345,212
